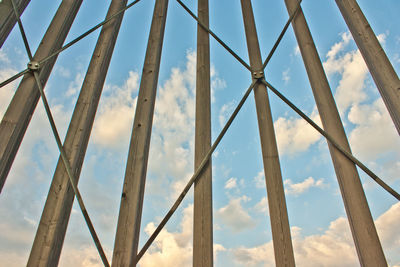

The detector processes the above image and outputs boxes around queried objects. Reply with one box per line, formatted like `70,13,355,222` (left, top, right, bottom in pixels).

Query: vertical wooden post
193,0,213,266
0,0,30,48
240,0,295,266
283,0,387,265
0,0,83,192
27,1,127,266
111,0,169,266
335,0,400,135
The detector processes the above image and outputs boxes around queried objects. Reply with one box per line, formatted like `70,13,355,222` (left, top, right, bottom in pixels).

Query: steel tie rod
133,1,350,261
176,0,252,71
10,0,110,265
262,0,302,69
0,0,142,90
137,0,398,262
38,0,142,66
260,78,400,201
135,80,258,263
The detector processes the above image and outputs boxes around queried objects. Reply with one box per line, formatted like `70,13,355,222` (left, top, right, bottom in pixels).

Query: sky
0,0,399,266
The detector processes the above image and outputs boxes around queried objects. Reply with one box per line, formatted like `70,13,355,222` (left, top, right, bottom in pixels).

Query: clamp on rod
27,61,40,71
252,70,265,80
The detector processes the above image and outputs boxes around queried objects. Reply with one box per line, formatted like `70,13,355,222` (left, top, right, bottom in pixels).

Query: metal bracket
252,70,264,79
27,61,40,71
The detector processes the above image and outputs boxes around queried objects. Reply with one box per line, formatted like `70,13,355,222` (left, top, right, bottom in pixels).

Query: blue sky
0,0,399,266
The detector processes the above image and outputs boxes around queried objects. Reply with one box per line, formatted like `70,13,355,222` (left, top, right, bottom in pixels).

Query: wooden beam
240,0,295,266
111,0,169,265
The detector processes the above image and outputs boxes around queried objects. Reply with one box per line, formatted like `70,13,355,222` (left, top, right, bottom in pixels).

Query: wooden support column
27,1,127,266
283,0,387,266
335,0,400,135
111,0,169,266
0,0,83,192
0,0,30,48
193,0,213,266
240,0,295,266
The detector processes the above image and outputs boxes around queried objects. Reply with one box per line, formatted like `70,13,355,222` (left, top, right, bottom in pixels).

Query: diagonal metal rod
0,0,142,90
29,0,129,265
283,1,386,264
241,0,294,264
176,0,252,71
38,0,142,67
261,79,400,201
335,0,400,135
0,0,30,48
135,6,318,259
0,0,32,90
262,0,302,69
10,1,110,265
10,0,33,59
0,68,29,88
135,80,257,263
0,0,84,193
31,71,110,267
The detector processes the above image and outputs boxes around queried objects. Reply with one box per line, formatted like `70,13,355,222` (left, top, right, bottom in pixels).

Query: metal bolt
27,61,40,70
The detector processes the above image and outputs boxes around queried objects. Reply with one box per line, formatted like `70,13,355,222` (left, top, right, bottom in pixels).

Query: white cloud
284,177,326,196
0,251,29,267
0,50,11,64
216,196,255,233
213,243,226,259
140,204,193,267
274,110,322,155
282,68,290,84
323,32,368,114
91,70,139,149
65,72,83,97
139,203,226,267
324,32,352,73
375,202,400,262
347,99,400,162
224,177,237,189
0,81,73,267
218,100,235,128
253,170,265,189
321,31,400,182
233,241,275,266
0,67,20,118
55,65,72,78
59,245,105,267
148,51,197,198
254,196,268,214
232,202,400,266
210,65,226,102
377,33,387,44
146,50,226,200
293,45,300,56
233,218,357,267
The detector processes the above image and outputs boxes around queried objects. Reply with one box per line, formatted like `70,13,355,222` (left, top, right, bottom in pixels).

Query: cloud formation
348,99,400,162
323,32,368,114
0,65,19,118
322,31,399,181
140,204,194,267
225,177,237,189
254,196,268,214
253,170,265,189
233,202,400,266
218,100,236,128
92,71,139,149
274,110,322,155
284,177,326,196
216,195,255,233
